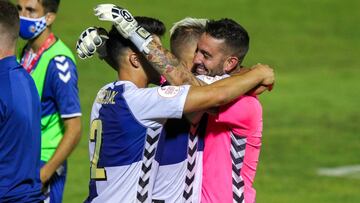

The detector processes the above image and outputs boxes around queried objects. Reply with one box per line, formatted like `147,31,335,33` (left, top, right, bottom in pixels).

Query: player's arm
40,57,82,184
145,41,204,86
119,63,273,128
40,117,82,183
92,4,204,86
75,27,204,124
183,64,274,113
230,67,273,95
77,26,203,86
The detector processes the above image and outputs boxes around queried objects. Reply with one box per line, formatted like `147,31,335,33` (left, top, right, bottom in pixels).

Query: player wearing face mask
19,15,47,40
16,0,82,202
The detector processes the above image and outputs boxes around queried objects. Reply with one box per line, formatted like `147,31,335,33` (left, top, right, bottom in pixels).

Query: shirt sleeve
123,85,190,128
216,96,263,137
48,56,81,118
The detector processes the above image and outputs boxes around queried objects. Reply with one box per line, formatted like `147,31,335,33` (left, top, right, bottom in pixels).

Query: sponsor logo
121,10,133,22
55,57,71,83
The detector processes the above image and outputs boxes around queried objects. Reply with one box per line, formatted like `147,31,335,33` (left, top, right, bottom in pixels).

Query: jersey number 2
90,119,107,180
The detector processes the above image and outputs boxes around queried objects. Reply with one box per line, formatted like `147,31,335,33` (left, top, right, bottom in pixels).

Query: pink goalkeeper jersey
202,95,263,203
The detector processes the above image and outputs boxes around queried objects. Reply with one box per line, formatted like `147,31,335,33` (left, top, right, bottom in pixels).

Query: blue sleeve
48,56,81,118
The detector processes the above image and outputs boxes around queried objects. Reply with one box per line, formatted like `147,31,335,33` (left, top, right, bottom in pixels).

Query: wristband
128,26,153,54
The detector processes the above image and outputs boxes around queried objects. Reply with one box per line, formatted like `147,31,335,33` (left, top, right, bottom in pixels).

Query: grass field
17,0,360,202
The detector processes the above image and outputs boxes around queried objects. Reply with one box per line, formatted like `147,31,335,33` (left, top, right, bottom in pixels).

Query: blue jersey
86,81,189,203
21,48,81,119
40,56,81,119
0,56,44,202
21,48,82,162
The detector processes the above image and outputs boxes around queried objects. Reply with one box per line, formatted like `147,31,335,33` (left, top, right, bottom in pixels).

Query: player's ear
224,56,238,73
129,53,141,68
45,12,56,27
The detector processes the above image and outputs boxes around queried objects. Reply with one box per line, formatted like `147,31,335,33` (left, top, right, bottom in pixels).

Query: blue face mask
19,16,47,40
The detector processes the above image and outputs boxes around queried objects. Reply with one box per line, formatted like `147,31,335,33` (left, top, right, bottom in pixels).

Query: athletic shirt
199,74,263,203
85,81,189,203
151,75,231,203
152,115,206,203
0,56,44,202
20,39,81,162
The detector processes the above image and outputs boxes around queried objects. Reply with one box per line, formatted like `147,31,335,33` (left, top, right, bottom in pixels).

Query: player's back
85,81,189,203
152,116,206,203
0,56,44,202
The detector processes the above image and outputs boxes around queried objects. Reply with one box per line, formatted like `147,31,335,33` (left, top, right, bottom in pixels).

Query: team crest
29,25,36,33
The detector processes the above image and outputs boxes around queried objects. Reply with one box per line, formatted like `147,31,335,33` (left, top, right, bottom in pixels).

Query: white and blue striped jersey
85,81,189,203
152,116,207,203
151,74,229,203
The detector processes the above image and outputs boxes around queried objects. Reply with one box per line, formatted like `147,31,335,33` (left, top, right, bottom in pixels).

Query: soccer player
94,5,270,202
77,22,273,203
193,19,263,203
0,1,44,202
155,17,257,203
16,0,82,202
151,17,209,203
155,18,265,203
78,17,204,202
169,17,208,72
169,18,265,203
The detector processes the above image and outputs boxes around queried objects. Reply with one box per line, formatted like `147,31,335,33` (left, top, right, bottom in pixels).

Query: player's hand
40,165,52,185
247,85,269,96
251,63,275,91
94,4,138,39
76,26,108,59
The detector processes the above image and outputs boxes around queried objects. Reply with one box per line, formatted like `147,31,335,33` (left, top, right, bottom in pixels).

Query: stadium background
15,0,360,202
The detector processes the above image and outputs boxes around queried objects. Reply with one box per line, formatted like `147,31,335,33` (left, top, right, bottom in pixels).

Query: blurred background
15,0,360,202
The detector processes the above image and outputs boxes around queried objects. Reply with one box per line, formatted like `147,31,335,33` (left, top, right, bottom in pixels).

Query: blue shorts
40,161,67,203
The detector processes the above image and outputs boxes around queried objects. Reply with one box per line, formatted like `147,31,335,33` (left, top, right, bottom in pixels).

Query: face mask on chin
19,15,47,40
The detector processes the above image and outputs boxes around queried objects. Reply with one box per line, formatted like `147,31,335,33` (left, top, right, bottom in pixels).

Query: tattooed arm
145,40,206,86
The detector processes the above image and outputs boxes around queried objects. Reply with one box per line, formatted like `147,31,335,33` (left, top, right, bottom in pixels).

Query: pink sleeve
216,96,263,137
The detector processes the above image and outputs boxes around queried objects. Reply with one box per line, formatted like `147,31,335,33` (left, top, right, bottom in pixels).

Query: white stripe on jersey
152,151,203,203
60,112,82,118
91,155,161,203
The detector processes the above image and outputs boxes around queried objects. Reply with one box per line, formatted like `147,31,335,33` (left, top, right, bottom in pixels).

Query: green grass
15,0,360,202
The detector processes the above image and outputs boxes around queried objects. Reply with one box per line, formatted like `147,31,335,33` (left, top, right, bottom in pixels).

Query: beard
193,63,224,76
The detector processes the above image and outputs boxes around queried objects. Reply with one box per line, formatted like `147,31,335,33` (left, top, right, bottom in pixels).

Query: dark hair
0,0,20,42
205,18,249,64
39,0,60,13
106,26,136,70
105,17,165,70
135,16,166,37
